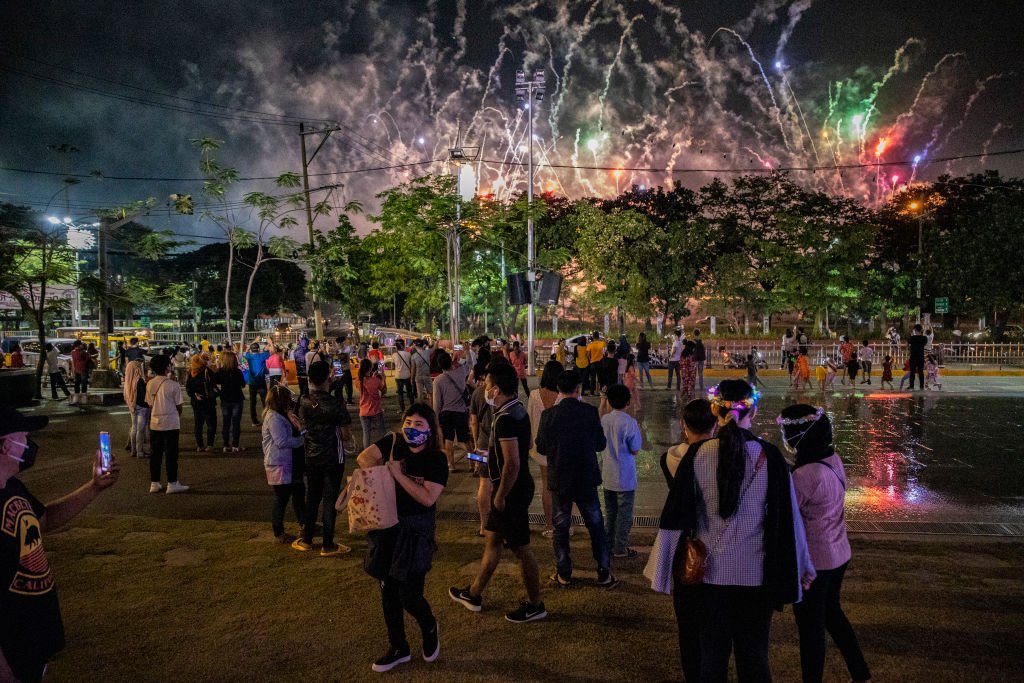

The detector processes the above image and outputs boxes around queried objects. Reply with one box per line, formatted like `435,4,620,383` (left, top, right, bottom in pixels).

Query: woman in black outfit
356,403,449,673
214,350,246,452
185,354,218,452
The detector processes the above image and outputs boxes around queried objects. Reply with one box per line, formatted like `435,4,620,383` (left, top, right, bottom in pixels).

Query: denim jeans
191,401,217,448
361,412,387,450
666,361,680,389
74,372,89,393
551,488,610,579
249,383,267,423
603,489,636,555
303,465,343,547
396,378,414,410
635,362,652,386
130,406,150,458
695,360,706,389
221,401,243,448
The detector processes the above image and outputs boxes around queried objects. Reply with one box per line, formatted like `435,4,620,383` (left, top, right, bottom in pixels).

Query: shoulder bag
336,433,399,532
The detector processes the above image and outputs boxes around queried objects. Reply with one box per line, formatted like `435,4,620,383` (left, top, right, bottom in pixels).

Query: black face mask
19,439,39,472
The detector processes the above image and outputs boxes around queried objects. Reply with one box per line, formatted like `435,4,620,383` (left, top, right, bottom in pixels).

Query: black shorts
485,485,534,549
439,410,470,442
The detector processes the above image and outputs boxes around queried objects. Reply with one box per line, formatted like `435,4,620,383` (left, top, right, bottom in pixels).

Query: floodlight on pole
514,67,545,375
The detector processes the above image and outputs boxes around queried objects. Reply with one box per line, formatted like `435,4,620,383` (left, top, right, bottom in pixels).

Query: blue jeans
603,489,635,555
361,412,387,450
552,489,610,579
667,361,680,389
130,405,150,458
636,362,652,386
221,401,243,448
696,360,705,389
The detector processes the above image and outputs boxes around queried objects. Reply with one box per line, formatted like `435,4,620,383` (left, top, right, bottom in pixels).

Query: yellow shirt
815,365,827,381
575,344,590,369
587,340,605,364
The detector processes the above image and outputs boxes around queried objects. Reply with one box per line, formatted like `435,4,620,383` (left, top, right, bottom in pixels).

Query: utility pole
448,130,479,348
515,69,545,374
299,123,341,340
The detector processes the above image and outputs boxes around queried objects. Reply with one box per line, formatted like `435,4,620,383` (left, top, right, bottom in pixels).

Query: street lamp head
46,216,61,225
909,201,920,211
63,217,73,224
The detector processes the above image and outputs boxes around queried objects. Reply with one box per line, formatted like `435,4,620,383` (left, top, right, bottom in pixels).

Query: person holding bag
780,404,872,683
355,403,448,674
678,380,814,682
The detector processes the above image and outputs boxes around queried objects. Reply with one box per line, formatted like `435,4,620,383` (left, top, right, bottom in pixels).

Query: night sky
2,0,1022,242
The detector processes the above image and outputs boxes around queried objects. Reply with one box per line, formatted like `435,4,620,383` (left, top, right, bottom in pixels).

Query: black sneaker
422,621,440,662
612,548,638,559
448,586,482,612
372,646,411,673
596,570,619,589
505,601,547,624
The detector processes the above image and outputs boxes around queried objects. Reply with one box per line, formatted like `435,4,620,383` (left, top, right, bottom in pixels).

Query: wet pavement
16,373,1024,534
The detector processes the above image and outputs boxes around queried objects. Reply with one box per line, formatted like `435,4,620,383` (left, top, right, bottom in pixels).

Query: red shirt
71,348,89,374
359,375,384,417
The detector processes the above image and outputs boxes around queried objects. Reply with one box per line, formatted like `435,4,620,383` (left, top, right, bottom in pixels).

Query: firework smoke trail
710,27,792,152
979,123,1008,167
551,0,605,139
890,52,966,138
774,0,814,66
938,73,1009,168
597,13,645,134
453,0,468,63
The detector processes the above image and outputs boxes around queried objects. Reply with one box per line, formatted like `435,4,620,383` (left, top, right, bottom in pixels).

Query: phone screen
332,360,343,377
99,431,112,473
467,451,488,464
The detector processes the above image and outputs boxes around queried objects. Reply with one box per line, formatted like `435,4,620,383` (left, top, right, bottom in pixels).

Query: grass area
43,514,1024,682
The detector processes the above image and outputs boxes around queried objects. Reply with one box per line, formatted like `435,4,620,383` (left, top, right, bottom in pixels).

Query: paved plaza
13,371,1024,681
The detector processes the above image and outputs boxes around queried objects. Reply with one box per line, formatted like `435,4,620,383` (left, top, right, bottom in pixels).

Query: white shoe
165,481,190,494
149,482,163,494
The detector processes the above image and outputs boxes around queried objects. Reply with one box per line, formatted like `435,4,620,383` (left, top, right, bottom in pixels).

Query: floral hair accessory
707,384,760,412
775,407,825,427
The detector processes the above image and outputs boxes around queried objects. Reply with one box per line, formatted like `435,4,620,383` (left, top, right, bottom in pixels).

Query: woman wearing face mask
356,403,448,674
779,404,872,683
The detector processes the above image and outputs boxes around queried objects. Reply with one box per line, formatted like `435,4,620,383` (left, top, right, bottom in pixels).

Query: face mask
403,427,430,446
484,386,499,407
5,439,38,472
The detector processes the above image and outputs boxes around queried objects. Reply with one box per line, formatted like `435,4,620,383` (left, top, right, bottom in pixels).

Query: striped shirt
693,438,769,586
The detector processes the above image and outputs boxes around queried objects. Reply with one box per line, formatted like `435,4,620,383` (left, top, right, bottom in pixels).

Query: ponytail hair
710,379,757,519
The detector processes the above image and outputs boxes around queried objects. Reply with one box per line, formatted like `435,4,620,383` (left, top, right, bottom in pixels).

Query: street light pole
516,69,545,375
299,123,341,341
916,212,923,323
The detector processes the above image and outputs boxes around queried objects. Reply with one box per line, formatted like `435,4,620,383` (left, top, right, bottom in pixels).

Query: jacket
262,410,304,485
535,397,606,496
297,390,352,468
186,368,218,405
659,433,804,609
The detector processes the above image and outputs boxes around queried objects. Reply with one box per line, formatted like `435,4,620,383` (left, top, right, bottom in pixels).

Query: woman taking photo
186,354,218,452
677,379,813,682
358,358,388,449
261,384,306,543
356,404,448,673
779,404,872,683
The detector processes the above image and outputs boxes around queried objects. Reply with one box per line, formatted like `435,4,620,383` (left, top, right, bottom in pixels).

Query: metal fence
149,330,304,347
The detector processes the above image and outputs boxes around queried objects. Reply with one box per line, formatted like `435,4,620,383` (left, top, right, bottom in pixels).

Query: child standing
898,358,913,391
623,355,640,415
881,355,894,390
824,358,838,391
600,385,643,559
746,353,765,388
926,354,942,390
846,351,859,386
859,340,875,385
792,349,812,390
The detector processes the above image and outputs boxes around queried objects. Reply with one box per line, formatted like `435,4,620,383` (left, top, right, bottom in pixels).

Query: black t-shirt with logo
488,399,535,504
0,478,65,675
373,434,449,518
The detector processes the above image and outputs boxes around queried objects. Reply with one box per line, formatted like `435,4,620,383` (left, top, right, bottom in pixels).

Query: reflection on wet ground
631,386,1024,523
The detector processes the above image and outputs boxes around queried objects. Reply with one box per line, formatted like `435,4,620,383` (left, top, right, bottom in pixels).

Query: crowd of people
1,326,885,681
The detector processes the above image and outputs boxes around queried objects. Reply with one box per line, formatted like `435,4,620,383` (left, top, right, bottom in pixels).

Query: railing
149,330,304,347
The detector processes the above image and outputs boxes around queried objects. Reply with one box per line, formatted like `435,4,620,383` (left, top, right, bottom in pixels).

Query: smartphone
99,431,112,474
332,360,343,377
466,450,488,464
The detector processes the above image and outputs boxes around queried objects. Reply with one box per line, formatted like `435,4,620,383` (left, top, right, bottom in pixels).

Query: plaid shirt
693,438,770,586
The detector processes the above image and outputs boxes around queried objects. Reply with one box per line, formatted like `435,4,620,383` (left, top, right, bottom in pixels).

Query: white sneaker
149,482,163,494
165,482,190,494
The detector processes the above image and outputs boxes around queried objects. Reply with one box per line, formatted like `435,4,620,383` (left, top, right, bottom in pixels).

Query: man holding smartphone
0,407,120,683
449,363,545,623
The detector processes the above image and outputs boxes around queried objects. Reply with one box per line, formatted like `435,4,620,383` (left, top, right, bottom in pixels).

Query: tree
0,204,75,398
306,203,377,321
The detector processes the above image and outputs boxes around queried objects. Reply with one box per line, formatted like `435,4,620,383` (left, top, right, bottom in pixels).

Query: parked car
966,325,1024,342
20,339,75,380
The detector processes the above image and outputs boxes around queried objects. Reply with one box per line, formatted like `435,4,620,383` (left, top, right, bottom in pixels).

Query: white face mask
484,387,497,407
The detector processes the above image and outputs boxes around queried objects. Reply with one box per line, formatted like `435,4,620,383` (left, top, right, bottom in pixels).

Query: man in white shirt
145,354,188,494
858,340,875,385
392,338,414,412
45,344,71,400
